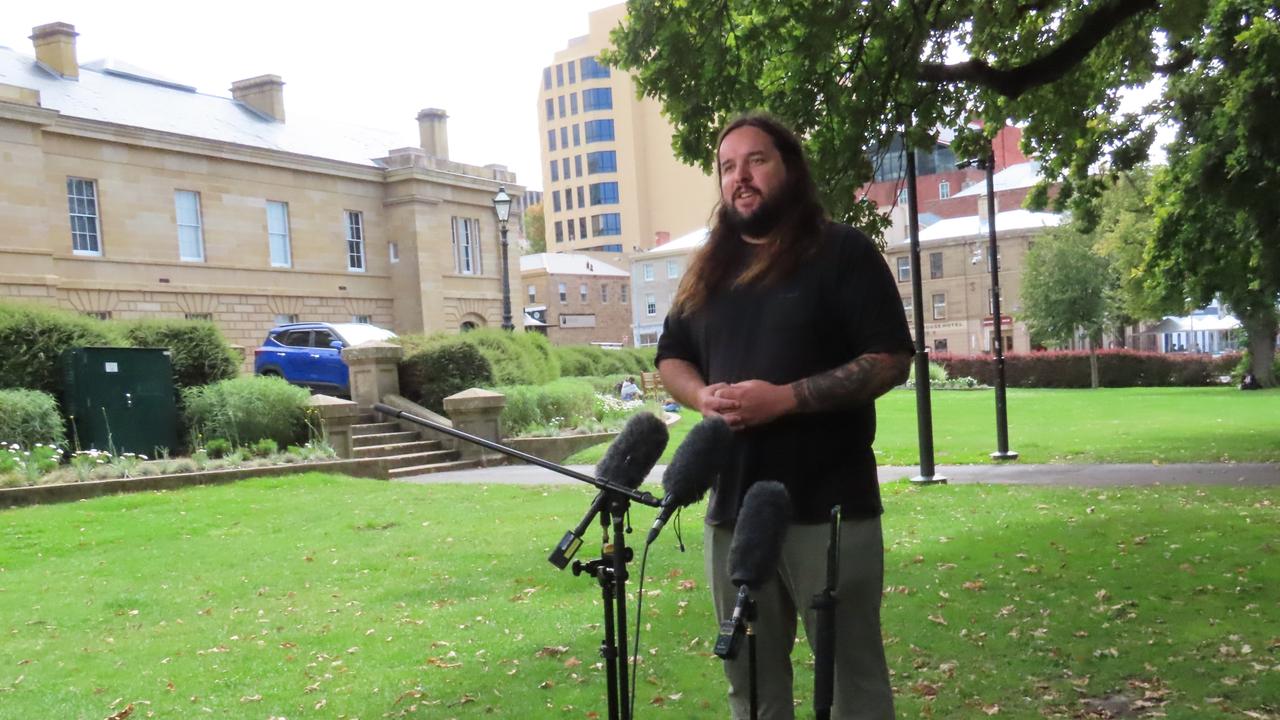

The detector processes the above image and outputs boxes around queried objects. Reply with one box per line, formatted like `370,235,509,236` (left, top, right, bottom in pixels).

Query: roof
951,161,1043,197
642,228,709,258
912,209,1063,242
519,252,628,276
0,46,414,167
1148,315,1242,333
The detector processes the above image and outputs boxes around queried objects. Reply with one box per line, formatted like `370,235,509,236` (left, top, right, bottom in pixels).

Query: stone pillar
442,388,506,463
343,341,403,410
307,394,360,459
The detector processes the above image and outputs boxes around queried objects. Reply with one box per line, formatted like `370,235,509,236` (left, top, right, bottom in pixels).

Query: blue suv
253,322,396,397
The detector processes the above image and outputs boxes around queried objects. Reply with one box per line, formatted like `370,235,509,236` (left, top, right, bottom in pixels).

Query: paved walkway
395,461,1279,488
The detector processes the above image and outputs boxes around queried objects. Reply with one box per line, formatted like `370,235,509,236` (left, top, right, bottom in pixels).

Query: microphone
714,481,791,659
548,412,669,569
646,416,732,545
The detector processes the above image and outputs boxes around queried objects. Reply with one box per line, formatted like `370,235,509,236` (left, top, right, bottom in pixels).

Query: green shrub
204,438,232,459
121,319,239,391
183,376,310,448
494,379,598,436
0,388,67,448
513,331,561,382
908,361,949,385
0,302,123,395
398,337,495,412
553,346,598,377
251,438,279,458
465,328,555,385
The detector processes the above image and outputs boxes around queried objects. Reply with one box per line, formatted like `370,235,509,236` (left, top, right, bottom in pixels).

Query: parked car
253,322,396,397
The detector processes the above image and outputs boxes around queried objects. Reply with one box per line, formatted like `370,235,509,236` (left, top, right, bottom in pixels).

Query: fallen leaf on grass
104,704,134,720
536,645,570,657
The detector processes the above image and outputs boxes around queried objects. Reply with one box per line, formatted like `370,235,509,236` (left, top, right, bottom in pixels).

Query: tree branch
1154,45,1195,75
918,0,1158,98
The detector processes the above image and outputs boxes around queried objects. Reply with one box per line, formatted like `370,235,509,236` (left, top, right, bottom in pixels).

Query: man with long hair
656,113,912,719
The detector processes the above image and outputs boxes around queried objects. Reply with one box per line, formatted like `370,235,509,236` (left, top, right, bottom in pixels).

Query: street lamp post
492,186,514,331
958,150,1018,461
905,140,946,485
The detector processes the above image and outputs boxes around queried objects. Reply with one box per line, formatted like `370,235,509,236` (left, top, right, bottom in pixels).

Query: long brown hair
671,112,827,316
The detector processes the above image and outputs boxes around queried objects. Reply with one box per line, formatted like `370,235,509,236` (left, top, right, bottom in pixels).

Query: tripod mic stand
572,494,635,720
811,505,841,720
373,403,657,720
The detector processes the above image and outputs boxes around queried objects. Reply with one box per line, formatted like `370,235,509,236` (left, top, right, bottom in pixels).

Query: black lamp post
957,150,1018,461
492,186,514,331
905,138,946,485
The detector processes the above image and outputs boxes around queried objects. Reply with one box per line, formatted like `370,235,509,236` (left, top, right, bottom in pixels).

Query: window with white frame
600,284,609,303
67,178,101,255
988,287,1003,315
267,201,291,267
528,284,536,303
346,211,366,271
389,241,399,263
352,314,372,324
896,256,910,282
903,296,913,321
897,187,909,205
642,263,654,282
175,190,203,261
938,180,951,199
932,292,947,320
580,283,588,302
645,293,657,316
274,313,299,325
451,217,482,275
637,331,659,347
666,259,679,279
558,283,567,303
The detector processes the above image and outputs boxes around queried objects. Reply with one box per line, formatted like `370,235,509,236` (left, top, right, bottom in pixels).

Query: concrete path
395,461,1278,488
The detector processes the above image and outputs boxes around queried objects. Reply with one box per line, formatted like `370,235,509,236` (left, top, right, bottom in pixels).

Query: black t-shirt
655,222,914,524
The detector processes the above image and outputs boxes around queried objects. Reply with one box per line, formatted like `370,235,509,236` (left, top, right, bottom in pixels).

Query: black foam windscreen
728,481,792,588
660,415,732,505
595,412,669,489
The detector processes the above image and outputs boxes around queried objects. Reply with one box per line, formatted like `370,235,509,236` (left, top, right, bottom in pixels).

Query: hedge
0,388,67,448
182,375,311,448
122,319,240,391
398,337,496,412
552,344,655,377
0,303,124,395
493,379,598,436
933,350,1242,388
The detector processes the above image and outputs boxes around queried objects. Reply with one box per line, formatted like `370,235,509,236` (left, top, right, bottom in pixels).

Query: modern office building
536,3,712,258
0,22,525,362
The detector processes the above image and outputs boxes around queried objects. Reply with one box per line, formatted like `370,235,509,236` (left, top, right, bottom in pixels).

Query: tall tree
1144,2,1280,386
608,0,1276,383
1021,227,1111,386
524,203,546,254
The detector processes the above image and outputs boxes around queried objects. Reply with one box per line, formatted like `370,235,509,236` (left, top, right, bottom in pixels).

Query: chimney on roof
978,192,998,226
30,22,79,80
654,231,671,247
231,75,286,122
417,108,449,159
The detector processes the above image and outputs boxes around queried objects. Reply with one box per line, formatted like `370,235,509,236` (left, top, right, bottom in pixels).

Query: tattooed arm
715,352,911,429
791,352,912,414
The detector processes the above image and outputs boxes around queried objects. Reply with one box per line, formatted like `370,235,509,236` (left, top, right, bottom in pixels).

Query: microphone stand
374,403,654,720
714,585,760,720
810,506,841,720
572,494,635,720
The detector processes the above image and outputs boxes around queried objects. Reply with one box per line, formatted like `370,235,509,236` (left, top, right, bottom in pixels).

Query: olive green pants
704,517,895,719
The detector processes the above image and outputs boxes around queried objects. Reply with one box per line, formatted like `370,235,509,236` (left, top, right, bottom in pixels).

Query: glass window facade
582,87,613,111
589,182,619,205
584,119,615,143
592,213,622,237
580,56,611,79
587,151,617,174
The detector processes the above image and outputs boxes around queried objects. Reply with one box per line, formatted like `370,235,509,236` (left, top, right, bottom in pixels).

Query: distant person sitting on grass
620,377,641,401
662,397,681,413
1240,372,1262,391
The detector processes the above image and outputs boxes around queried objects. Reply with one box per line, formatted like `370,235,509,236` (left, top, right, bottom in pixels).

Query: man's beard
726,187,789,239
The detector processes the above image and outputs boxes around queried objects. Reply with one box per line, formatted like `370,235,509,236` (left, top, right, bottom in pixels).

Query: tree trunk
1241,305,1278,388
1088,336,1100,389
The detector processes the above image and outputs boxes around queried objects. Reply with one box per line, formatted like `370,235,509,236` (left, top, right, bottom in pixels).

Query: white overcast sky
2,0,621,192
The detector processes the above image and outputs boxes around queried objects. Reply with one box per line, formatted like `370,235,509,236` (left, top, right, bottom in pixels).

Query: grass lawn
2,474,1276,718
568,387,1280,466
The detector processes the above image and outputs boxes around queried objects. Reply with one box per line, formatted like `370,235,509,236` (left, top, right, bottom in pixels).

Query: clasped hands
696,379,797,431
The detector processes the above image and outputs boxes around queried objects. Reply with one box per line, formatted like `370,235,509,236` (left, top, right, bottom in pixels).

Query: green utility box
61,347,179,456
